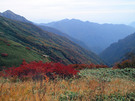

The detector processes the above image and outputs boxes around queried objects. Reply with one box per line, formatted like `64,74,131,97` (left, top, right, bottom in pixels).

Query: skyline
1,0,135,24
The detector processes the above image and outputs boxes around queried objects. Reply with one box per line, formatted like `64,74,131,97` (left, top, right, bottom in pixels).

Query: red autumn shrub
70,63,108,70
7,44,10,46
95,64,108,69
2,60,79,79
113,59,135,69
1,53,8,57
25,47,30,50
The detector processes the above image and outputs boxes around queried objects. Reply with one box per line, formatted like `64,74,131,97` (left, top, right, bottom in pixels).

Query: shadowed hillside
100,32,135,65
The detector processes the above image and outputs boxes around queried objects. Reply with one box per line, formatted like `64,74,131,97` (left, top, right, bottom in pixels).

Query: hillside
0,16,103,68
45,19,135,54
0,10,31,23
0,10,89,51
100,32,135,65
0,38,49,68
38,25,90,50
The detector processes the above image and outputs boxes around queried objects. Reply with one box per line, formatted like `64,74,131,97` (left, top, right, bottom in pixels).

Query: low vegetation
0,60,135,101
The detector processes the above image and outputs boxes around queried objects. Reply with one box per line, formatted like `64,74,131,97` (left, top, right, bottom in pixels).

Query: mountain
37,25,68,37
0,10,89,50
100,32,135,65
0,16,103,68
0,10,31,23
45,19,135,54
38,24,90,50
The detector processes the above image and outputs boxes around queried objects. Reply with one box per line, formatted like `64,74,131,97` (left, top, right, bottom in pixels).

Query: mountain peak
0,10,31,23
62,18,82,22
3,10,15,14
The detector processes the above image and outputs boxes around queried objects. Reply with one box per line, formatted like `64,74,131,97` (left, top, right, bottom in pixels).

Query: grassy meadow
0,68,135,101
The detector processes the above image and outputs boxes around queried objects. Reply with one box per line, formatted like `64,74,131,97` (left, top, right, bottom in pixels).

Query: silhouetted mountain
100,32,135,65
45,19,135,54
0,16,103,68
0,10,31,23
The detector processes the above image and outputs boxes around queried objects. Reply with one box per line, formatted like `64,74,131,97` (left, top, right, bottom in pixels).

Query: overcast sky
1,0,135,24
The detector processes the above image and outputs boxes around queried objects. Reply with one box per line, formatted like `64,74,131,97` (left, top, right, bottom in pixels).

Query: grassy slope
0,39,48,68
0,16,103,68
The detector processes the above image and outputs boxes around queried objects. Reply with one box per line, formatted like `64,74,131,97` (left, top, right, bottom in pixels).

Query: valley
0,10,135,101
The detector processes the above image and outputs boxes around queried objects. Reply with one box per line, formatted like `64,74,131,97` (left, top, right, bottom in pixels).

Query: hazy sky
1,0,135,24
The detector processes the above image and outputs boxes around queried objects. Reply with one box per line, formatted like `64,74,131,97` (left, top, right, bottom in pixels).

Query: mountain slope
0,16,103,68
38,25,90,50
0,10,31,23
1,10,90,51
0,38,48,68
45,19,135,54
100,32,135,65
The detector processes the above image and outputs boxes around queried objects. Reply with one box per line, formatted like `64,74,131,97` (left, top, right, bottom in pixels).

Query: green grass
79,68,135,81
0,39,48,68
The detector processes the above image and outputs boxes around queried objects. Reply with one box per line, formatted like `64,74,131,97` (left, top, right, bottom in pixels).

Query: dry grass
0,77,135,101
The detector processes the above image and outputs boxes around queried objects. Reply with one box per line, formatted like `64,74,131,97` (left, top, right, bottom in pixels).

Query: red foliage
70,63,108,70
7,44,10,46
112,59,135,69
25,47,30,50
1,53,8,57
1,60,79,79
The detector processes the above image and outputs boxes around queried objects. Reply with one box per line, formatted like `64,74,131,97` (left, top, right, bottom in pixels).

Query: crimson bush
1,53,8,57
1,60,79,79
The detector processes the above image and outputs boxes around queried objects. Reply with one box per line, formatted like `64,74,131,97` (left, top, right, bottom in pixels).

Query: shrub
113,60,135,69
70,64,108,70
7,44,10,46
1,60,79,80
1,53,8,57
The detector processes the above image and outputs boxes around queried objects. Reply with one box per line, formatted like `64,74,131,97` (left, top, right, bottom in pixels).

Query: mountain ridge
38,24,90,50
0,14,103,68
1,10,90,50
0,10,31,23
45,19,135,54
100,32,135,65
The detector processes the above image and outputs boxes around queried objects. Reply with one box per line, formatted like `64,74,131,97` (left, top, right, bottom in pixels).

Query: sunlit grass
0,76,135,101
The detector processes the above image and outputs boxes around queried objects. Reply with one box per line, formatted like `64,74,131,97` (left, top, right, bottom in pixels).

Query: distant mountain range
0,10,103,68
100,32,135,65
44,19,135,54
